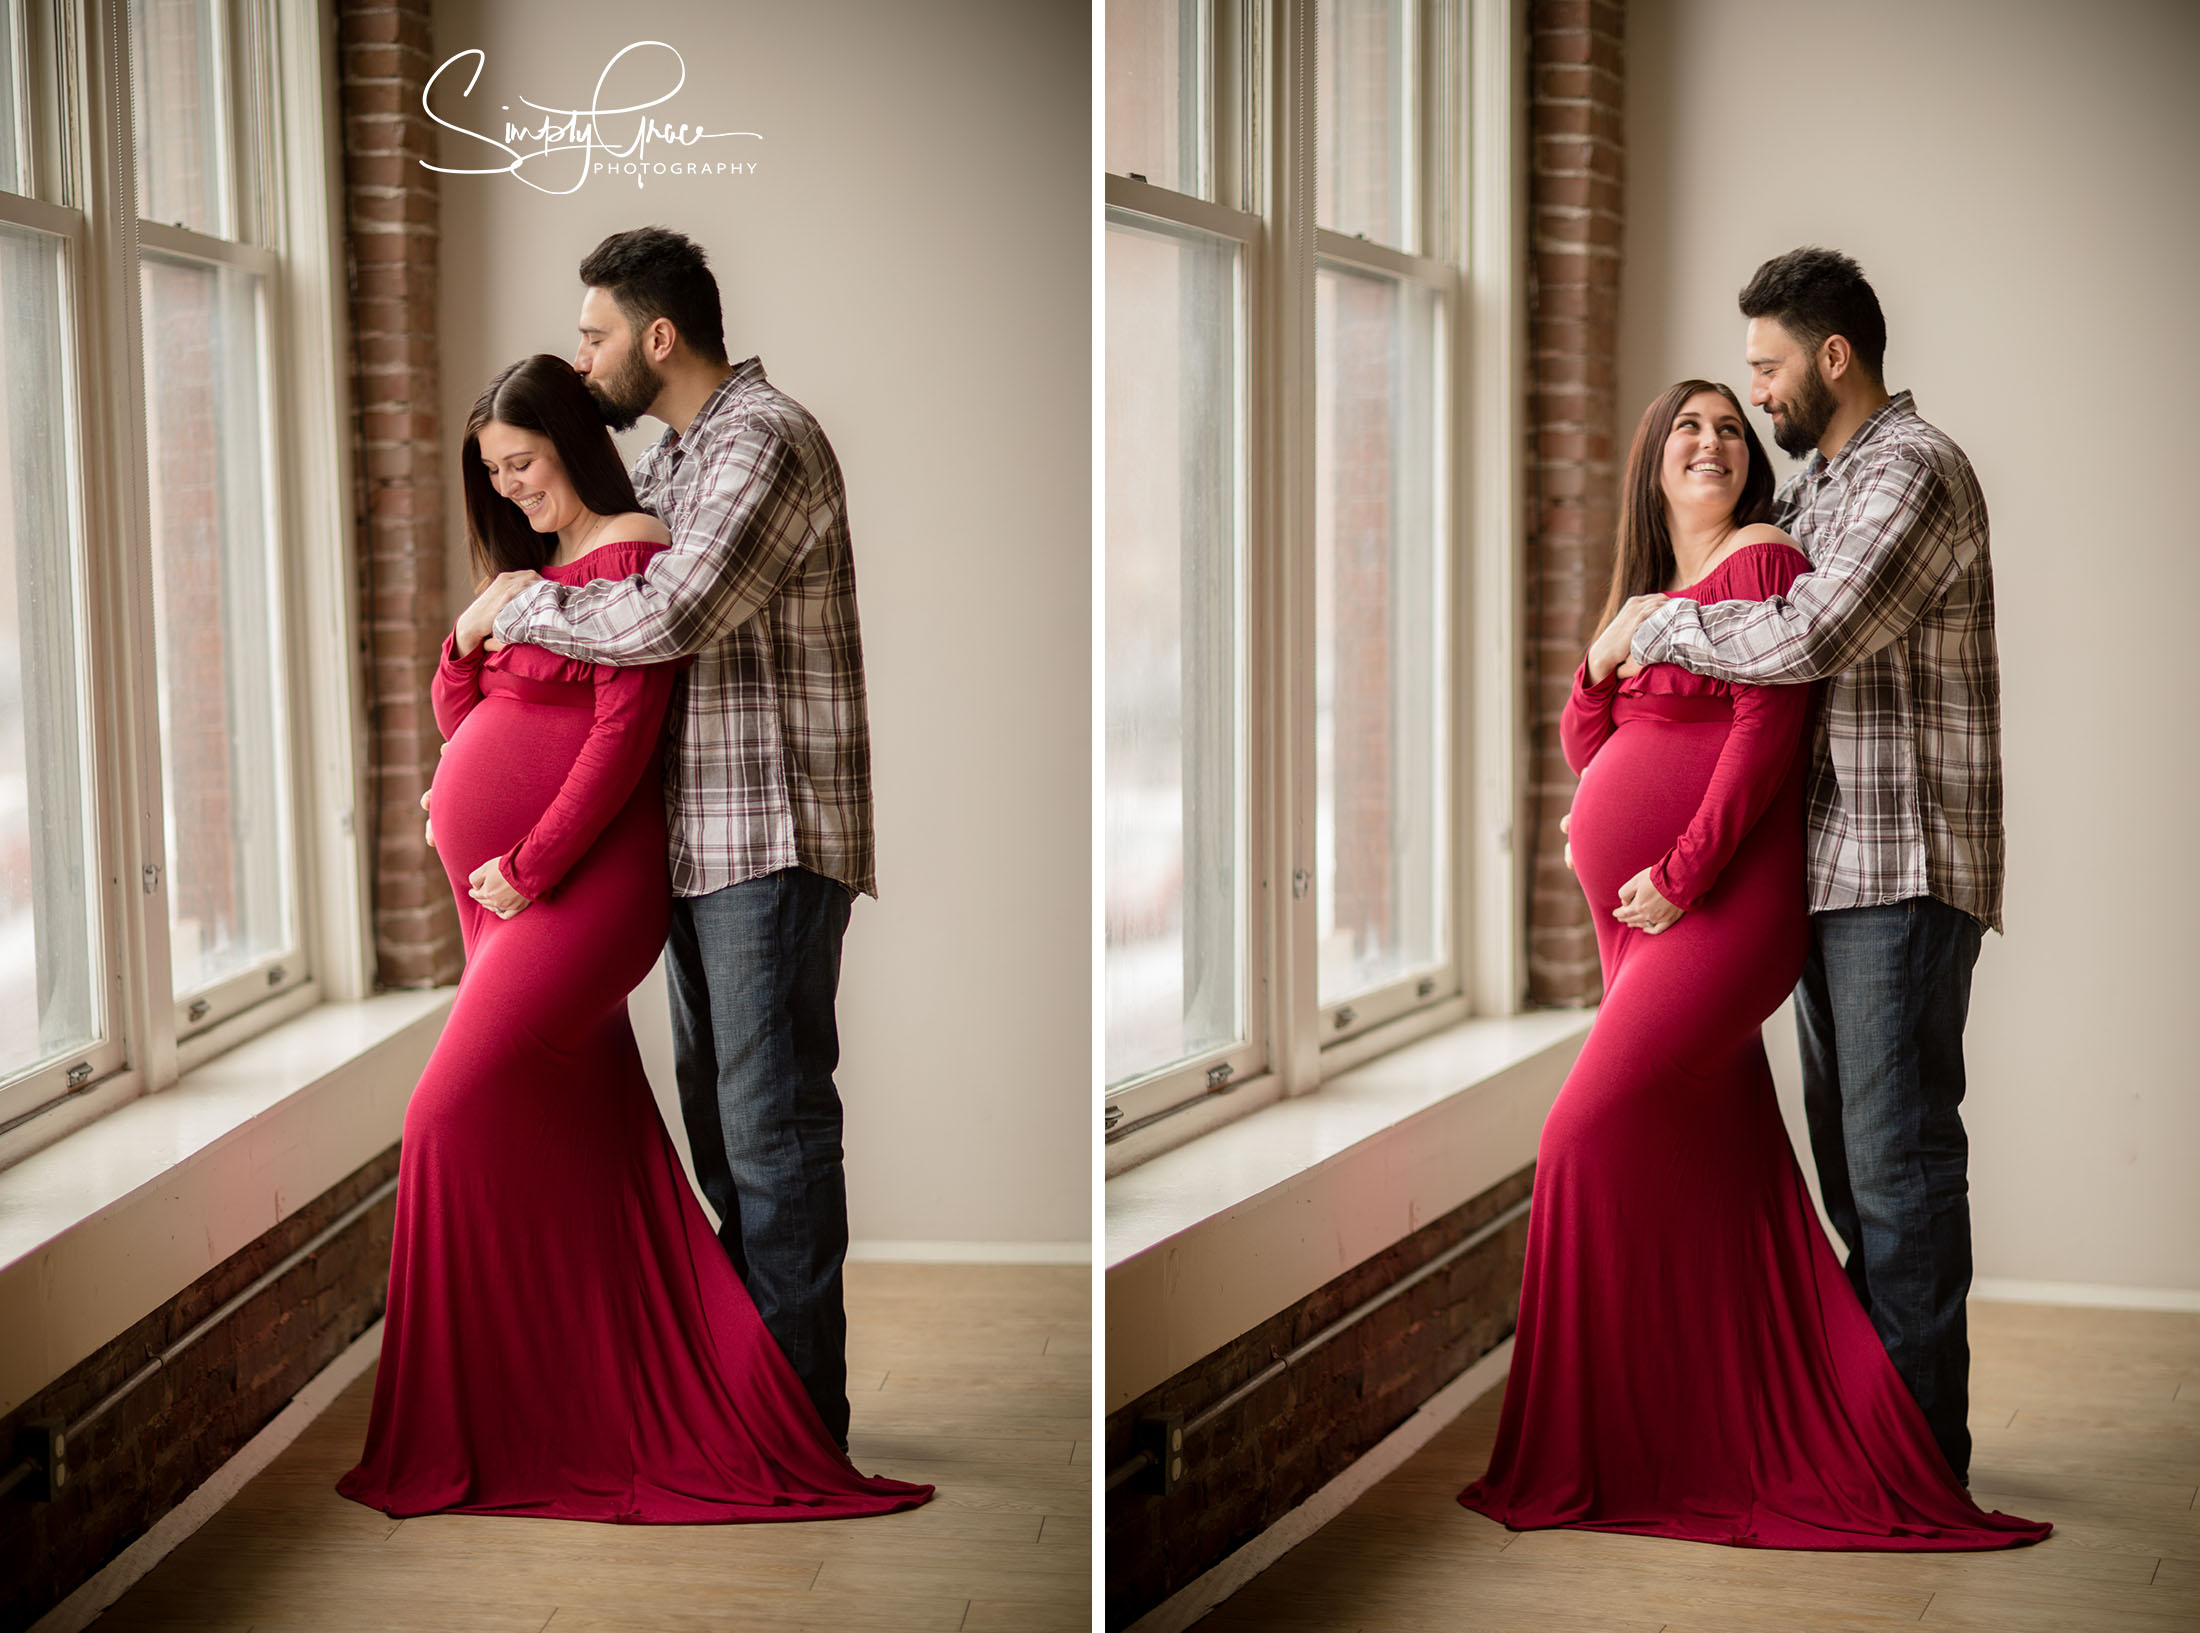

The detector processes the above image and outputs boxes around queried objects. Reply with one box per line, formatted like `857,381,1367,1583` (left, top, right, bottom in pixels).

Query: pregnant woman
1457,381,2046,1550
339,356,929,1524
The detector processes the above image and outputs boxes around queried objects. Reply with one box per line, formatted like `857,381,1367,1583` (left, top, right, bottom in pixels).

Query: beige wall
1620,0,2200,1289
429,0,1089,1248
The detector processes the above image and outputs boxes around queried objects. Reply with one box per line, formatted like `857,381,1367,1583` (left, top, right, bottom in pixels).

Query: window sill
1103,1007,1592,1412
0,989,453,1417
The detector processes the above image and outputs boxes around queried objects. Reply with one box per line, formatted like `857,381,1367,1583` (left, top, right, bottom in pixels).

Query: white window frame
1103,0,1521,1160
1102,0,1269,1137
0,0,368,1154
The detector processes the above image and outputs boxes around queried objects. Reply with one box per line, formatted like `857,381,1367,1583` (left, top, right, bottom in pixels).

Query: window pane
0,223,100,1082
131,0,231,237
1105,216,1243,1088
1317,0,1414,249
0,0,24,197
0,224,101,1080
1314,263,1444,1003
1106,0,1209,198
141,252,292,997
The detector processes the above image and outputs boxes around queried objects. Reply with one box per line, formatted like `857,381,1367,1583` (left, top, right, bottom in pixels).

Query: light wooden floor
92,1263,1091,1633
1196,1301,2200,1633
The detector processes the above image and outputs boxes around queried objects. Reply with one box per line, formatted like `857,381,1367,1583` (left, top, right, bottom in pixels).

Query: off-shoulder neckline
546,537,667,572
1670,535,1802,596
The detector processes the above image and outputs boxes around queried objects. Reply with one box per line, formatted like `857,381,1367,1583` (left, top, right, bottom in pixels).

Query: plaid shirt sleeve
494,427,815,666
1633,455,1975,685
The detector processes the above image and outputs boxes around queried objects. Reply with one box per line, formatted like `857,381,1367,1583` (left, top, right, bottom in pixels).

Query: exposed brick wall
1524,0,1625,1007
0,1146,399,1633
339,0,460,989
1103,1166,1533,1629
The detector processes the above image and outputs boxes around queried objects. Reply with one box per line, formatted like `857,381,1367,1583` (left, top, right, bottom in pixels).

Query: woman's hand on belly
468,856,533,919
1613,866,1683,935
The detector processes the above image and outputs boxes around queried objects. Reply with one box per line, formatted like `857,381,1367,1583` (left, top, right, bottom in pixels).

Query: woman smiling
1456,380,2047,1552
338,355,931,1525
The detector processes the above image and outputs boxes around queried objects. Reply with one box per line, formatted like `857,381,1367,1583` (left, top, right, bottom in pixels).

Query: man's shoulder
1865,399,1978,491
691,368,846,513
700,361,828,453
1840,400,1990,559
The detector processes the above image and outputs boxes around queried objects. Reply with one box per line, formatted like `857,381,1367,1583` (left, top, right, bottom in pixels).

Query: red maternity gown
1458,539,2046,1550
338,539,931,1524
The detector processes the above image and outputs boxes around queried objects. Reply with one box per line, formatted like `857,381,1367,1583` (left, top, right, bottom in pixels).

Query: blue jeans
666,867,854,1446
1795,896,1983,1482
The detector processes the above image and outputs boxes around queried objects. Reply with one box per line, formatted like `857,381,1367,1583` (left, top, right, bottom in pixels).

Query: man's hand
1588,593,1667,684
454,570,543,656
467,855,531,919
1559,809,1572,873
1613,866,1682,934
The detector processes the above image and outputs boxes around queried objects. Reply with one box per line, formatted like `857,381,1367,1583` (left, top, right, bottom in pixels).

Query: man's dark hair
1739,247,1887,382
578,226,728,365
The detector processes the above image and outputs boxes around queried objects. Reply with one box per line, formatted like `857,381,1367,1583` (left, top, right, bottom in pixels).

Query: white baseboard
1127,1337,1516,1633
31,1318,386,1633
847,1239,1090,1264
1972,1278,2200,1313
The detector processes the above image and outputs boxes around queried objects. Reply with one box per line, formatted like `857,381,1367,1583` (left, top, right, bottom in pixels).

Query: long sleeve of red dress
1560,661,1621,776
496,660,676,902
1650,546,1810,909
1561,543,1812,912
429,543,680,905
432,634,487,741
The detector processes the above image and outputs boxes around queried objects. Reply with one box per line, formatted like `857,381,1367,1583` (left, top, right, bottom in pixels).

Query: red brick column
337,0,460,988
1524,0,1624,1007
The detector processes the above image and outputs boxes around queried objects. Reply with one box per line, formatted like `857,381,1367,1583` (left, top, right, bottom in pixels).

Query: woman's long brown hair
461,354,646,580
1595,379,1775,635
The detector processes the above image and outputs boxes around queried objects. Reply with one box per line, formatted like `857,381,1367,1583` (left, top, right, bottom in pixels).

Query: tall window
1311,0,1451,1021
134,0,297,1017
0,1,339,1135
1104,216,1245,1089
1105,0,1483,1141
1105,0,1260,1128
0,207,101,1093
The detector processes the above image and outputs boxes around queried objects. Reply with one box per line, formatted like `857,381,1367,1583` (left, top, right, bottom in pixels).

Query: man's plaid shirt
497,359,876,899
1632,391,2004,930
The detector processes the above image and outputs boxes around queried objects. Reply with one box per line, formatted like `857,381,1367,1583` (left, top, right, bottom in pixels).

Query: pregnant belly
429,696,593,890
1569,718,1728,909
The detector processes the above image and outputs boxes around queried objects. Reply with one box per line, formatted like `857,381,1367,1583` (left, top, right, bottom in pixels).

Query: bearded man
465,226,875,1452
1601,246,2003,1487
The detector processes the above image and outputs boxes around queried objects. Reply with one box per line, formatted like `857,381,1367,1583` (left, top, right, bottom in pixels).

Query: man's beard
1769,357,1837,457
586,345,662,432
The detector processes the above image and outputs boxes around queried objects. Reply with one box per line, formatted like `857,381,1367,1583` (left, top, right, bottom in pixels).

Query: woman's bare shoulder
607,510,670,545
1732,522,1796,548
